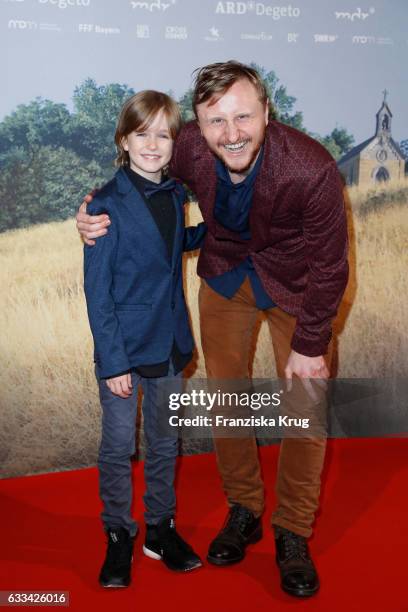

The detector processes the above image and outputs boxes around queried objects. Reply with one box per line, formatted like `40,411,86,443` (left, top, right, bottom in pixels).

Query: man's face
196,78,269,176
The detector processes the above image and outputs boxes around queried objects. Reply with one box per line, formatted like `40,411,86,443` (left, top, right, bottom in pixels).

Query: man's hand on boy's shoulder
106,373,133,398
76,192,111,246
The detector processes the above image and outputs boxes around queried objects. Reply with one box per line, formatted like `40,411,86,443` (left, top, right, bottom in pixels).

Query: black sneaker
143,517,202,572
207,504,262,566
99,526,135,588
274,525,319,598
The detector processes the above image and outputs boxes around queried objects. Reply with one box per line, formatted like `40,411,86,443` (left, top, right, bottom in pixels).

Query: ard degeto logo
215,2,300,18
335,7,375,21
131,0,176,11
38,0,91,7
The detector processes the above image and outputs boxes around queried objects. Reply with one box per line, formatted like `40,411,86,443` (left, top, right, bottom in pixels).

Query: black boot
99,526,134,588
274,525,319,598
207,504,262,566
143,517,202,572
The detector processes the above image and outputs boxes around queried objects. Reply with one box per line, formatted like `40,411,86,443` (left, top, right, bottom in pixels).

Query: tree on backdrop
0,70,355,232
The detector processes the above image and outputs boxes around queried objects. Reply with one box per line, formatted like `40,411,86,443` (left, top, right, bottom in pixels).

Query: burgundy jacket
170,120,349,357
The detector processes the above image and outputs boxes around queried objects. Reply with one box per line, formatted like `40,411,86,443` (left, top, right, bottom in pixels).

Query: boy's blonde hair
115,90,182,166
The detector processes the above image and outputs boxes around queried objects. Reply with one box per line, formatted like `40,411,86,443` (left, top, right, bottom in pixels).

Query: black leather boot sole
279,577,320,598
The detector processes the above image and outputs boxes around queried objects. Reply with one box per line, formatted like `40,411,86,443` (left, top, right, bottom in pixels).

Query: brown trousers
199,277,331,538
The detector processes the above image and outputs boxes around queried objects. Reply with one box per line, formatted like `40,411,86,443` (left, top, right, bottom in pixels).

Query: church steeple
375,90,392,137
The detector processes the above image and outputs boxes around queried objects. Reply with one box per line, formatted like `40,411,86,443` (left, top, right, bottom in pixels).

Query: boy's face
196,78,269,178
123,110,173,182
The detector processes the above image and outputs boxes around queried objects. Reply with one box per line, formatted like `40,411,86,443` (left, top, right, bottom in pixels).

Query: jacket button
171,302,175,309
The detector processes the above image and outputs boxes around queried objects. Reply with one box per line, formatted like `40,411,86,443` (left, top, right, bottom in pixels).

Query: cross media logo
215,2,300,19
38,0,90,7
131,0,176,11
335,7,375,21
165,25,187,39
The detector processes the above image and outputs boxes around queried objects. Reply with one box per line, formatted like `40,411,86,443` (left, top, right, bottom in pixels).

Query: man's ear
196,119,203,136
264,100,270,125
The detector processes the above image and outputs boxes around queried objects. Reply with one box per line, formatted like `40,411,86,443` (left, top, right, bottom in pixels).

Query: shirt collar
124,165,168,190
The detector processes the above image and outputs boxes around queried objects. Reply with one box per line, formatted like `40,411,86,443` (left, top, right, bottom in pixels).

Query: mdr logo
215,2,301,18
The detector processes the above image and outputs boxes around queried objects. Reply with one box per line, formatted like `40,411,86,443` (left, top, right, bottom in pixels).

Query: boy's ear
122,136,129,152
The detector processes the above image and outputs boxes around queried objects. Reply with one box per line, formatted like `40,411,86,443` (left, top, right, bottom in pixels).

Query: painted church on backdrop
337,92,405,187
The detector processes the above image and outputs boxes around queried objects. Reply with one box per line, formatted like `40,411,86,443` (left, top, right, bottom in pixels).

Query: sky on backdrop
2,0,407,143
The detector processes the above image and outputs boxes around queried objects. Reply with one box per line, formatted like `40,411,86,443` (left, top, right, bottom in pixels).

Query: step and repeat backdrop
1,0,407,476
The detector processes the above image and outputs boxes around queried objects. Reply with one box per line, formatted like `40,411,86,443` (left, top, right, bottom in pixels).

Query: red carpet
1,439,407,612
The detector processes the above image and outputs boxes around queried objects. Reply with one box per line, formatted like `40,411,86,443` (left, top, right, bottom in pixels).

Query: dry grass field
1,179,407,476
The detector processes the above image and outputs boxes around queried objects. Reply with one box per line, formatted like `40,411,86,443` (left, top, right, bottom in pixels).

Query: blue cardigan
84,167,206,379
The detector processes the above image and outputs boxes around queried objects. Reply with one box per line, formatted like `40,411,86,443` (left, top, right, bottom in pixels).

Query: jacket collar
115,166,135,195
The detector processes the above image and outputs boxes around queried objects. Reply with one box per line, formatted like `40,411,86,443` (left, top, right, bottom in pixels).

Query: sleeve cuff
290,330,332,357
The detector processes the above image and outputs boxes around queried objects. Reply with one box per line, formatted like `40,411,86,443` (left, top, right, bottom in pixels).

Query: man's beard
218,138,262,176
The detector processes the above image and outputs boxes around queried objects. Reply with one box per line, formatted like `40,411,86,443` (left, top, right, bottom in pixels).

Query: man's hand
106,373,133,398
285,349,329,400
76,193,111,246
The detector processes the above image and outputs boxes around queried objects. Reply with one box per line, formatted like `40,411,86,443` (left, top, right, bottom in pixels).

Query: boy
84,90,206,588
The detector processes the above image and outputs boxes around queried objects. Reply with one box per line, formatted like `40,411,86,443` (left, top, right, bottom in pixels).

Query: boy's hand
76,191,111,246
106,373,133,398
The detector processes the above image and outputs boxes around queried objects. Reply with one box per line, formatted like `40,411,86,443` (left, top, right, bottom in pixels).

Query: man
77,61,349,598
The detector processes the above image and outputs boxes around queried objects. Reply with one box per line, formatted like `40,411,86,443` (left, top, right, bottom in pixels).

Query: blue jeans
96,364,181,537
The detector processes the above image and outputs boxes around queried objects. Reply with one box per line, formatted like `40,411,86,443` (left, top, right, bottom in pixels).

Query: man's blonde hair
192,60,272,117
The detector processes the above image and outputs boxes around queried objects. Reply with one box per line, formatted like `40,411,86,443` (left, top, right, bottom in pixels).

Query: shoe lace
223,505,253,535
282,530,308,562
